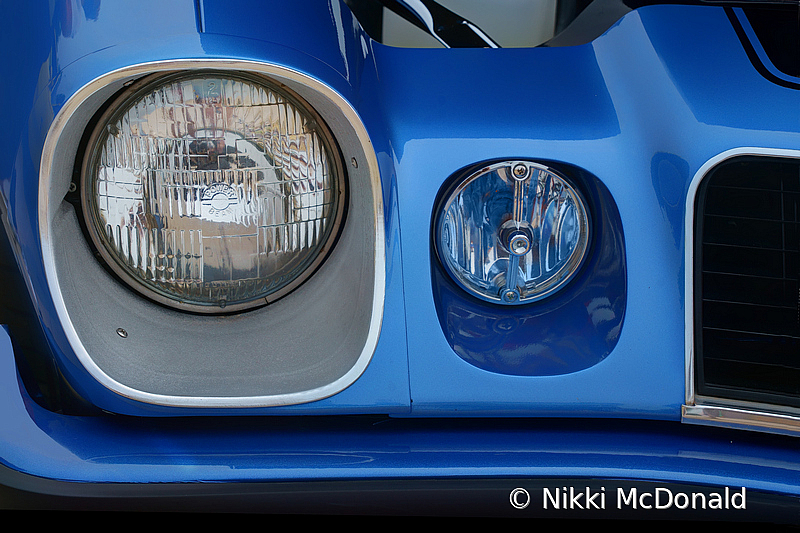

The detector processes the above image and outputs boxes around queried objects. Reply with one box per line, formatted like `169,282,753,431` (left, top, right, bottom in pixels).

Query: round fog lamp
81,72,345,313
436,161,590,304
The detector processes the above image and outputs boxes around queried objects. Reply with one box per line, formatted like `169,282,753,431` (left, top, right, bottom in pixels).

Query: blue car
1,0,799,519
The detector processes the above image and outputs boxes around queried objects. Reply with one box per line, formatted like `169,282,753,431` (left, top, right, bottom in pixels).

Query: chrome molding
39,59,385,409
683,404,800,437
683,147,800,434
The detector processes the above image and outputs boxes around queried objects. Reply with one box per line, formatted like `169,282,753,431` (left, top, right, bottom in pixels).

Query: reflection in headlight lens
82,72,345,313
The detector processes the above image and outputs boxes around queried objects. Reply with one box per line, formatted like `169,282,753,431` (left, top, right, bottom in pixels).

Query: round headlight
436,161,590,304
81,71,346,313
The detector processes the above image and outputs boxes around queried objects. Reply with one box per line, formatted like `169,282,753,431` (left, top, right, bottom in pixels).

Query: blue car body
1,0,799,518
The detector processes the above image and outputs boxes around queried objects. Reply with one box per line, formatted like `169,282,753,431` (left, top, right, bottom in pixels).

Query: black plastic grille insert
696,156,800,407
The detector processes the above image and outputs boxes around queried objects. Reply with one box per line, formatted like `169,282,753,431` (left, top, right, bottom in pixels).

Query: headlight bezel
39,60,385,411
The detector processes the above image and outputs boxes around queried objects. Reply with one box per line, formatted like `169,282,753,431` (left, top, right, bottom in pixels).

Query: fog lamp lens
82,72,345,312
436,161,590,304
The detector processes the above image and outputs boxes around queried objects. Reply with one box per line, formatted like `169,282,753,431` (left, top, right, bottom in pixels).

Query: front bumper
2,326,800,517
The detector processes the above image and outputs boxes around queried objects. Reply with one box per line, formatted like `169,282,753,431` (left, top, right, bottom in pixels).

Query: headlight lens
436,161,590,304
82,72,345,313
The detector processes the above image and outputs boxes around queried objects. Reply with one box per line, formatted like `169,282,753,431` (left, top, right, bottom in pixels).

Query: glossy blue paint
0,0,800,504
2,1,798,418
382,5,799,416
1,325,800,494
432,160,626,376
2,0,410,415
202,0,366,88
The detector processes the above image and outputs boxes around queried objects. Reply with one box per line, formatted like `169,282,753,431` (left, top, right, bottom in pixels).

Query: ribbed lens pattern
437,162,589,304
86,74,341,311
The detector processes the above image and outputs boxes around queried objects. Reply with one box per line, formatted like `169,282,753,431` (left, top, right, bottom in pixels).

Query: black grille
696,157,800,407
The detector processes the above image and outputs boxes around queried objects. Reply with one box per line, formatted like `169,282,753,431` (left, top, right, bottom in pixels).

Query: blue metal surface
1,325,800,495
203,0,366,84
1,0,410,415
386,5,798,417
0,0,799,508
432,161,626,376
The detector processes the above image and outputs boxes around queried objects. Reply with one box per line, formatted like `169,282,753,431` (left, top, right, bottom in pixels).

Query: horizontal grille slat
702,243,792,278
702,300,799,336
696,157,800,407
702,272,797,307
703,215,783,249
704,186,784,220
703,358,800,397
702,328,800,367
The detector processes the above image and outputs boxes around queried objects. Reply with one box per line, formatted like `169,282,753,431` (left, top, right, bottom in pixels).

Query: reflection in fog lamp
436,161,590,304
81,72,346,313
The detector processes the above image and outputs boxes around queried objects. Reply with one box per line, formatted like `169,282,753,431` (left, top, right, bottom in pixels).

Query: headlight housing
436,161,591,304
81,71,346,313
40,60,385,411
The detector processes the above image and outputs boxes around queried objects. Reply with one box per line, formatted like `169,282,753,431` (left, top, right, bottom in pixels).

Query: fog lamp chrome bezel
80,71,347,314
435,160,591,305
